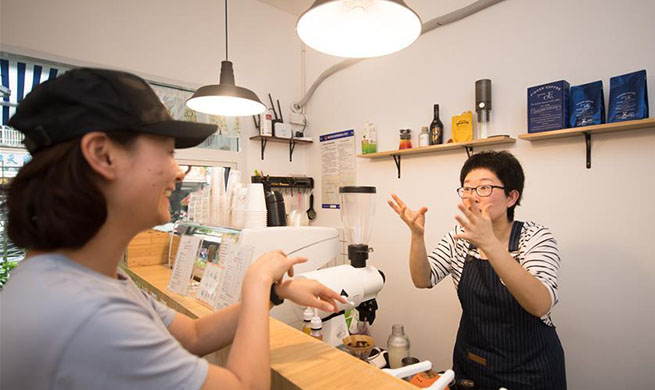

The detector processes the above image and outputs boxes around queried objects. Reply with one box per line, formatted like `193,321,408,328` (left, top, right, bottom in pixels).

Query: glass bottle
387,324,410,369
361,134,370,154
399,129,412,149
310,316,323,341
429,104,444,145
367,122,378,153
302,307,313,335
419,126,430,147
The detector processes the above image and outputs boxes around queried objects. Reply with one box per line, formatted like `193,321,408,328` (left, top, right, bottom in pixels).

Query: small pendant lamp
296,0,422,58
187,0,265,117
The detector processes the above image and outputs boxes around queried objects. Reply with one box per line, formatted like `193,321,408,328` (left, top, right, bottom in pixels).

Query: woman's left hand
453,199,499,251
275,279,347,313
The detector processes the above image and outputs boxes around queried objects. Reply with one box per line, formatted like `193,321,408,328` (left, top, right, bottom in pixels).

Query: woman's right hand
246,250,307,286
388,194,428,236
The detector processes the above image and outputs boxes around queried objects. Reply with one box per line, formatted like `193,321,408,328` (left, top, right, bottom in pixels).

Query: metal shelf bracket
392,155,402,179
289,140,297,162
584,132,591,169
465,146,474,158
260,137,268,160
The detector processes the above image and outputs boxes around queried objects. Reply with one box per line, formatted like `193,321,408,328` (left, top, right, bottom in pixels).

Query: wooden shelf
249,135,313,145
518,118,655,168
357,135,515,159
357,136,516,178
249,135,313,162
518,118,655,141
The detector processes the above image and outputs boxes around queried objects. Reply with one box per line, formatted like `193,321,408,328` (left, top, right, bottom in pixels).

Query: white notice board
320,129,355,209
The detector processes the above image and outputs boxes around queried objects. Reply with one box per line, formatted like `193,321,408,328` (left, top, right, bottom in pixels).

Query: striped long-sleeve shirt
427,221,561,326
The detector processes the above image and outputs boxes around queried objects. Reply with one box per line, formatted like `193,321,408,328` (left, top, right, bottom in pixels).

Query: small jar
399,129,412,149
419,126,430,147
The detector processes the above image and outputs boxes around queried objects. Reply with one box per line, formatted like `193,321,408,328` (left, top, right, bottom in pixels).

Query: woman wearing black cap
0,68,345,390
389,151,566,390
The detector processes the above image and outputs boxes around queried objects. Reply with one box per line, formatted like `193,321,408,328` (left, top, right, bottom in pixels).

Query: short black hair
460,150,524,221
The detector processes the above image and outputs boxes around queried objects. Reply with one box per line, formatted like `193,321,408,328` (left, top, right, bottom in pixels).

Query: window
0,53,241,271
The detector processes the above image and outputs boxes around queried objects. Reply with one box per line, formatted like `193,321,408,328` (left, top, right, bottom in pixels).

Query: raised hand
453,198,498,250
247,250,308,285
276,278,347,313
388,193,428,235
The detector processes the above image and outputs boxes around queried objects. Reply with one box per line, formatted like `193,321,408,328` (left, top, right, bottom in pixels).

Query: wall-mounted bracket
250,135,313,162
259,137,268,160
465,146,474,158
392,155,401,179
584,132,591,169
289,140,297,162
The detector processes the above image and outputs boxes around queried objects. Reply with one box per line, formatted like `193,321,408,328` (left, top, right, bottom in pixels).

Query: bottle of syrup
429,104,444,145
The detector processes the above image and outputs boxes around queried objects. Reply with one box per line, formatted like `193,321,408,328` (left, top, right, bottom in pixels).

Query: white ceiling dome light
297,0,422,58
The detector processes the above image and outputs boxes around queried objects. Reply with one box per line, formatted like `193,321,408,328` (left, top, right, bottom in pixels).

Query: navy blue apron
453,221,566,390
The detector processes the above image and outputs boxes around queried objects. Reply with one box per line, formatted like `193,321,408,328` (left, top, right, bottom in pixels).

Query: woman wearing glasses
388,151,566,390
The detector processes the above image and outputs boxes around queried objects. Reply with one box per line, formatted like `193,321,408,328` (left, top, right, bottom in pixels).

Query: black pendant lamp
187,0,266,117
297,0,422,58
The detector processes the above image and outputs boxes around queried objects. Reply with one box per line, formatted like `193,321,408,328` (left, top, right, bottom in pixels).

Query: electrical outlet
290,112,306,126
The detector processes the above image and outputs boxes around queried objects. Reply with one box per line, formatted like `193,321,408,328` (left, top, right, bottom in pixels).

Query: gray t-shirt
1,254,208,390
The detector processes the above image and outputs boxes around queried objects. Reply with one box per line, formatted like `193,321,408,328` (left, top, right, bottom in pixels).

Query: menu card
197,263,222,306
168,235,202,295
213,243,254,310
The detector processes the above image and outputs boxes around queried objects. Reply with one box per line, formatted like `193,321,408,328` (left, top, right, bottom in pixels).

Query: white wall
3,0,655,388
304,0,655,389
0,0,308,177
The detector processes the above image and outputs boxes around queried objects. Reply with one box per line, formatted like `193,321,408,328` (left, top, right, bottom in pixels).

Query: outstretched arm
168,250,346,389
388,194,432,288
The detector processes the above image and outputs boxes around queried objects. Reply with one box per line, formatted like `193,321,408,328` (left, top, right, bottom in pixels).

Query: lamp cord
225,0,229,60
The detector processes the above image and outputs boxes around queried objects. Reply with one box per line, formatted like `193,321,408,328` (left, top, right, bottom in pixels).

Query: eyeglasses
457,185,505,198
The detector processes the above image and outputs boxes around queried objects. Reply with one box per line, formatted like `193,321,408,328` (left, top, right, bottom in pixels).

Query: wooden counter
122,264,416,390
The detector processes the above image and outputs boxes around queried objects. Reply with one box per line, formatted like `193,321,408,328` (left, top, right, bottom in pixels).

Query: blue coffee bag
608,70,648,122
569,81,605,127
528,80,570,133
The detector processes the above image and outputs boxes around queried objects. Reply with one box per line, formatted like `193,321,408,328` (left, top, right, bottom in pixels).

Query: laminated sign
320,129,355,209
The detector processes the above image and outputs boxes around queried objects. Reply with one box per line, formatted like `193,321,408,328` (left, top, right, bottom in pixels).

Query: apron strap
508,220,524,252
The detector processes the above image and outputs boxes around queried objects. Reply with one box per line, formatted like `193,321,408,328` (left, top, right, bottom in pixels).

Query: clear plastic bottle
302,307,313,335
387,324,410,369
310,316,323,341
365,122,378,153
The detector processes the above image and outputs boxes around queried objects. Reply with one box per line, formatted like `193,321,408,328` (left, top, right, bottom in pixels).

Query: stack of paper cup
225,170,242,227
232,187,249,229
210,167,226,226
244,183,267,228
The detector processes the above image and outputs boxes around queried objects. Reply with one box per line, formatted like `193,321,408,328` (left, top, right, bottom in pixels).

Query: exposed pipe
292,0,505,112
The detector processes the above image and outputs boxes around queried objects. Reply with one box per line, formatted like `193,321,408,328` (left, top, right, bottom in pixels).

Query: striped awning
1,57,67,126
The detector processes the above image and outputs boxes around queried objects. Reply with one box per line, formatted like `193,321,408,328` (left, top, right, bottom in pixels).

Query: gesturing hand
453,199,498,250
276,279,347,313
247,250,308,285
388,194,428,235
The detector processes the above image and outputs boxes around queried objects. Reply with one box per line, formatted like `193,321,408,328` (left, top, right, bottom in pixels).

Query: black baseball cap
8,67,218,154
